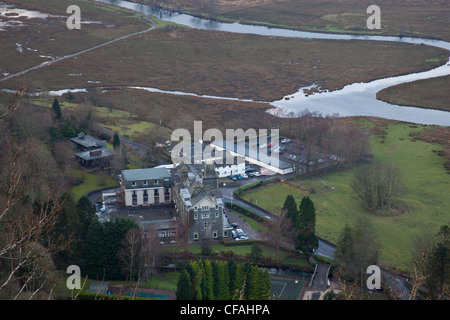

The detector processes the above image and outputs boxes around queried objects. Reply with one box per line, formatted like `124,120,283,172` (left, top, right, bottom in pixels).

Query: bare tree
350,164,405,212
118,228,145,281
263,207,295,261
0,88,69,299
143,224,162,280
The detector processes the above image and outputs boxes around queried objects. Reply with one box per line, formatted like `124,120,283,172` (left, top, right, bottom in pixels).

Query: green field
241,119,450,271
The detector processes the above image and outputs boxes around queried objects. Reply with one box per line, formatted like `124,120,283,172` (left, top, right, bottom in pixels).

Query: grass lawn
240,118,450,272
69,169,118,200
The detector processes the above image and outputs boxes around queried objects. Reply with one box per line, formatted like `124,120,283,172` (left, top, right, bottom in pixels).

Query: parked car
281,138,291,144
229,175,237,181
253,171,261,177
242,173,248,178
236,174,243,180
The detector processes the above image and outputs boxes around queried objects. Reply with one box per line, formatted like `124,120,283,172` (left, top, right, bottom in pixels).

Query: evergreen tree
227,259,237,297
203,260,214,300
296,196,318,257
85,216,105,277
52,98,62,119
176,267,193,300
232,263,245,299
283,194,298,227
113,132,121,149
190,260,203,300
216,261,230,299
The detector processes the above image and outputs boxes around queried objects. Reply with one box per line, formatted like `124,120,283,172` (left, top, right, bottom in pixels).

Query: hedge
225,202,265,222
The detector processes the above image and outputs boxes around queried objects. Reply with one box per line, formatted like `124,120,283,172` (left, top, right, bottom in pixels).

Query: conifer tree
283,194,298,227
176,267,193,300
52,98,62,119
296,196,318,257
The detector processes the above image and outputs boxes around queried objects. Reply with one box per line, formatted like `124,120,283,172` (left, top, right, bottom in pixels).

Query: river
95,0,450,126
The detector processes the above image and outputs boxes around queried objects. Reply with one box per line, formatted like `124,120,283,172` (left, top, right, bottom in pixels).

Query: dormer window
132,181,136,186
143,181,148,186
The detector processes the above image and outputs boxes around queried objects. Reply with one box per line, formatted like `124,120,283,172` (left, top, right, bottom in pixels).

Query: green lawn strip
238,120,450,271
141,272,179,291
69,169,118,200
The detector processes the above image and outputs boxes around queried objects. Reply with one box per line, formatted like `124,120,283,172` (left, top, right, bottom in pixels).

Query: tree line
176,259,271,300
282,195,318,259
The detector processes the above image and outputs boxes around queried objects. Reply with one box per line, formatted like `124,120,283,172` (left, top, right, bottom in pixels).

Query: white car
242,173,248,178
253,171,261,177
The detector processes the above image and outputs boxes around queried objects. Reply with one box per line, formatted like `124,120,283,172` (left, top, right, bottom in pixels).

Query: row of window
193,229,230,240
193,212,220,219
193,205,219,211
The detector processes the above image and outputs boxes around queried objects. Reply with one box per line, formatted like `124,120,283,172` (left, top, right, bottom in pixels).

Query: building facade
120,168,174,207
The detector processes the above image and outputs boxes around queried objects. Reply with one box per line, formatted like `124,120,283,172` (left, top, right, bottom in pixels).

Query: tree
282,195,298,227
52,98,62,119
350,164,405,211
113,132,121,150
118,228,145,281
334,218,379,296
0,91,70,299
249,245,263,265
296,196,318,257
176,267,193,300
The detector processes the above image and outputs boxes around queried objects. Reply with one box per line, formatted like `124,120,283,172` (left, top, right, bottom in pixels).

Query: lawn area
69,169,118,200
240,118,450,272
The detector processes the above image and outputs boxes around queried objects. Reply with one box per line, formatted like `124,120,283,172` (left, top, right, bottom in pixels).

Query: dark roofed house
70,132,106,151
69,132,115,169
75,147,115,169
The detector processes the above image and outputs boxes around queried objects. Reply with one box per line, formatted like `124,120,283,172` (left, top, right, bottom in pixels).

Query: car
236,174,243,180
247,172,254,177
288,154,297,160
242,173,248,178
259,144,267,149
235,235,249,241
281,138,291,144
232,223,238,229
253,171,261,177
229,175,237,181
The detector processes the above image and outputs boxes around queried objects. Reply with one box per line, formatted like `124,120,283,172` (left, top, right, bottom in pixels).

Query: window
202,206,209,211
194,206,198,211
194,214,198,220
143,180,148,186
213,231,218,239
201,213,210,219
215,212,219,218
143,190,148,204
132,181,136,186
203,222,208,229
193,232,198,240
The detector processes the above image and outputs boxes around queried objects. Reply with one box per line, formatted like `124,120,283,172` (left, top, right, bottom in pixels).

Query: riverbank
376,75,450,112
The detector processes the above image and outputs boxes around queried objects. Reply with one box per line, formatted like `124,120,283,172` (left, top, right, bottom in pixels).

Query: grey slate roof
122,168,171,182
